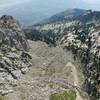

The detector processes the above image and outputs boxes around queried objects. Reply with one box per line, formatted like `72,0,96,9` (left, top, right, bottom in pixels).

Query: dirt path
66,62,83,100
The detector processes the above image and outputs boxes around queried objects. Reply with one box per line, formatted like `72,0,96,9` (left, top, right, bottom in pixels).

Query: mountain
37,8,100,24
25,9,100,100
0,15,88,100
25,9,100,46
0,8,99,100
39,8,86,24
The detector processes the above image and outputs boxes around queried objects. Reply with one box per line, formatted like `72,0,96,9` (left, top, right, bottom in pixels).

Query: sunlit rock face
0,15,29,50
0,15,32,95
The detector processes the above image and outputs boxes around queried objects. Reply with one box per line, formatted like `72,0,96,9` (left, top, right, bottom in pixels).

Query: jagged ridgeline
0,15,29,50
0,15,32,95
25,9,100,100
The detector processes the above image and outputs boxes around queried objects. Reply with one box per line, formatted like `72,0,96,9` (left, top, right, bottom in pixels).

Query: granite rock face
0,15,32,95
0,15,29,51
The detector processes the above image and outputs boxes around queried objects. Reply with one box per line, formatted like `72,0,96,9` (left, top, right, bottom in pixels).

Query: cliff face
0,15,32,95
0,15,29,51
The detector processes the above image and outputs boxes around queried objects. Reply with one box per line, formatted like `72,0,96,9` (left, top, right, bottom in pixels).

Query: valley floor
4,40,89,100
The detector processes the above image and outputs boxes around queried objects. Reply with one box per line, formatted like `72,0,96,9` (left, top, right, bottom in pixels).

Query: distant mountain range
36,8,100,25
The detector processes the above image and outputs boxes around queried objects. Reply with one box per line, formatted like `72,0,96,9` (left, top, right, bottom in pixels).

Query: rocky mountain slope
4,40,89,100
39,9,91,24
0,14,89,100
0,8,99,100
0,15,32,96
25,9,100,100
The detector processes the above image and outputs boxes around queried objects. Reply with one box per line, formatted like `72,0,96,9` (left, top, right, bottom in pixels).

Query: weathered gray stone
21,67,29,74
6,75,17,86
6,53,19,59
0,15,32,95
12,70,21,79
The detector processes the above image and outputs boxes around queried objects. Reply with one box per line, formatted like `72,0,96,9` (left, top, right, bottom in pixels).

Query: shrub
50,90,76,100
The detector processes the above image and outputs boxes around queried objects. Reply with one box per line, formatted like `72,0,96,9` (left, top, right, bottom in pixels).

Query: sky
0,0,100,26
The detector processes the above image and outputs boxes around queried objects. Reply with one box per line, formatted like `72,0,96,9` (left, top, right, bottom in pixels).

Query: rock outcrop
0,15,29,51
0,15,32,95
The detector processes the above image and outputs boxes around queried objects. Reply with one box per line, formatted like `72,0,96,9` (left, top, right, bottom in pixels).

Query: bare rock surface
0,15,32,96
4,40,89,100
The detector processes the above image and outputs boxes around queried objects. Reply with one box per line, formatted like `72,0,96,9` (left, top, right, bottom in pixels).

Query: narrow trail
66,62,83,100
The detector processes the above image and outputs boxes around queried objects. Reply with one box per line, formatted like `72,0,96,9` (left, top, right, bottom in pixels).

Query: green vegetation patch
20,96,25,100
0,96,5,100
48,83,54,89
50,90,76,100
45,66,55,76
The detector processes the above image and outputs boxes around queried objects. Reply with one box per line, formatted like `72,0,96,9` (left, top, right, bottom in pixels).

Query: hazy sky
0,0,100,10
0,0,100,26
